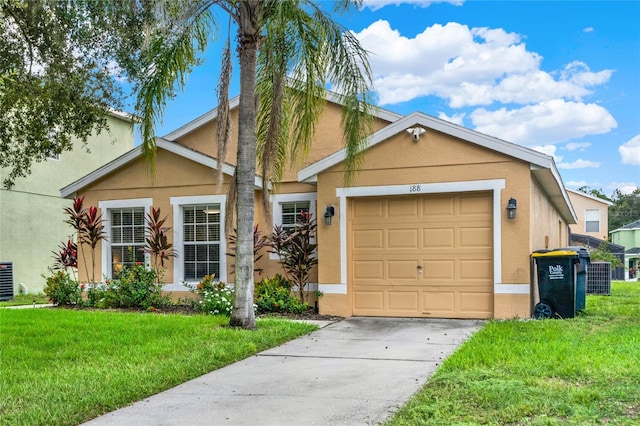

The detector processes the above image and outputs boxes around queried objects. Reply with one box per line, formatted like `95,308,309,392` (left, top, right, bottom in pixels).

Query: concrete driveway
84,317,483,426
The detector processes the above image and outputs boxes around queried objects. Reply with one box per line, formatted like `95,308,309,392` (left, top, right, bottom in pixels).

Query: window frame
99,198,153,280
585,208,600,233
170,195,227,290
270,192,317,260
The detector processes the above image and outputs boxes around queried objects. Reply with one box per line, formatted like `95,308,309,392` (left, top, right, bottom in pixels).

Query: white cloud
557,159,601,169
565,142,591,151
361,0,462,11
532,145,561,161
583,27,594,33
353,20,613,107
469,99,617,145
608,182,639,195
619,135,640,166
437,111,465,125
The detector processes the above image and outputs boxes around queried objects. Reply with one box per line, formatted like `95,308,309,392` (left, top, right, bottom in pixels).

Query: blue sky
150,0,640,197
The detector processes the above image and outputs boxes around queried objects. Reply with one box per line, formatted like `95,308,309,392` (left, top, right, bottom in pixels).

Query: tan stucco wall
567,190,610,240
530,177,570,252
315,128,535,318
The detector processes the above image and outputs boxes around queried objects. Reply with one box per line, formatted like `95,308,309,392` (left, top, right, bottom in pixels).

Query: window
585,209,600,233
182,204,221,281
99,198,152,280
110,207,146,277
170,195,227,287
270,193,317,260
281,201,311,232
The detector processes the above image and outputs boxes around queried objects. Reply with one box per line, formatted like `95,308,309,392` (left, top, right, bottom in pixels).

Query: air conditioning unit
0,262,14,301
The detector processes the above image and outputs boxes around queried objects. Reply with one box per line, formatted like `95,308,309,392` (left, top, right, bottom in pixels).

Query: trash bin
532,249,579,319
556,246,590,312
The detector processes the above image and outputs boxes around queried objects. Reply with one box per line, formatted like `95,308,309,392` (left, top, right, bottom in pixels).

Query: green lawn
0,309,317,426
387,281,640,426
0,293,49,307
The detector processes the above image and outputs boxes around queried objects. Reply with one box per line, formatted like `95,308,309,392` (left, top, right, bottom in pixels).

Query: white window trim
585,208,600,233
269,192,317,260
99,198,153,281
169,195,227,291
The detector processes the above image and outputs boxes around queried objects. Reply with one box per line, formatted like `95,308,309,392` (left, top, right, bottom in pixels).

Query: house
61,94,577,319
0,111,135,295
610,220,640,281
566,189,612,241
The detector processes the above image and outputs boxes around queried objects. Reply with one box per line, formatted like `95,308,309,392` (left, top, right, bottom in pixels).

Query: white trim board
334,179,507,293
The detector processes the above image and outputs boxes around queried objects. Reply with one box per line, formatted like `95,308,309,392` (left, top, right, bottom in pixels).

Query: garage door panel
423,228,455,248
353,261,384,280
459,292,493,314
388,291,419,311
388,229,419,248
353,199,384,219
353,229,384,249
459,226,492,248
422,291,456,315
388,197,419,217
387,260,420,279
353,291,384,311
459,193,492,215
459,259,492,280
423,260,455,280
422,196,455,217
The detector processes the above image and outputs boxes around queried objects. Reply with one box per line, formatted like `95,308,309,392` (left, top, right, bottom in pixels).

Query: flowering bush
254,274,309,314
43,271,81,305
197,282,234,316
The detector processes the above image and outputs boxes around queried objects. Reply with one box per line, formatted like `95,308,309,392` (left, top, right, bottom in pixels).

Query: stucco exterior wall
567,189,611,240
0,114,134,294
530,177,570,252
315,128,535,318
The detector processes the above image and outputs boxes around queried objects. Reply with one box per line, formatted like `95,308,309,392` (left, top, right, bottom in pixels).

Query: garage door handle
417,265,423,273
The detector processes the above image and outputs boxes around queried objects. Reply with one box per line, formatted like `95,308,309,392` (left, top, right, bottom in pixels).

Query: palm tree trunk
229,4,261,329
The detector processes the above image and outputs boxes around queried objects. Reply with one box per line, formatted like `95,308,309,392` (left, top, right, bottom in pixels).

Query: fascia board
566,188,614,206
161,97,241,141
61,139,266,198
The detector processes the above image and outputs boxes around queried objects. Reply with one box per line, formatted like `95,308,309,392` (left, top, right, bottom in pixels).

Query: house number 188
409,184,421,193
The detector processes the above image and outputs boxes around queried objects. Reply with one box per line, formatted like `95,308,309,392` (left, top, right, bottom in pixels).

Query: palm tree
132,0,374,329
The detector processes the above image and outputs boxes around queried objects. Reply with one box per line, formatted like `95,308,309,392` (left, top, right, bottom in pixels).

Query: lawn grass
387,281,640,426
0,293,49,307
0,309,317,425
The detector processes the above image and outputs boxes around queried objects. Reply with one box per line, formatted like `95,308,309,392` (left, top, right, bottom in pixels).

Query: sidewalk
83,317,483,426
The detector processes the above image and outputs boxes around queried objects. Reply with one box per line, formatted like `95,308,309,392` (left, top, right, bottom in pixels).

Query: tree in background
0,0,139,188
608,188,640,231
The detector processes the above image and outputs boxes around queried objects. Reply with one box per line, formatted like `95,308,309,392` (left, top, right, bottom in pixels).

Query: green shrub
254,274,309,314
43,271,81,305
86,264,170,310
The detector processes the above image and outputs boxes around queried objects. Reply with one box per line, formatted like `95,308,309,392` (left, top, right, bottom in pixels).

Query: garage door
350,192,493,318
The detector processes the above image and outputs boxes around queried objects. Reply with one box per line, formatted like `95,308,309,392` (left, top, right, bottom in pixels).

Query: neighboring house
566,188,612,241
0,111,135,295
610,220,640,280
61,93,577,319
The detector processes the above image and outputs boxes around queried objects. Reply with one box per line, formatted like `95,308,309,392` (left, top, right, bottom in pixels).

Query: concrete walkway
84,317,483,426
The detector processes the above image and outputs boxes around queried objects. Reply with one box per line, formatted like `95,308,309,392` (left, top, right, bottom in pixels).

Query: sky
148,0,640,197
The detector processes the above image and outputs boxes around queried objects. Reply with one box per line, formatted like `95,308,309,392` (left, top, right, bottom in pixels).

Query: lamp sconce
324,206,335,225
506,198,517,220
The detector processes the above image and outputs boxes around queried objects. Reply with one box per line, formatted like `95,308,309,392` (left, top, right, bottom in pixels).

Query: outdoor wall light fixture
506,198,517,220
324,206,335,225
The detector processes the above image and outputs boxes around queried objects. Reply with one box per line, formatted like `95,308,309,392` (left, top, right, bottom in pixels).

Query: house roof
60,138,266,199
626,247,640,255
611,219,640,233
566,188,613,206
161,90,403,142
